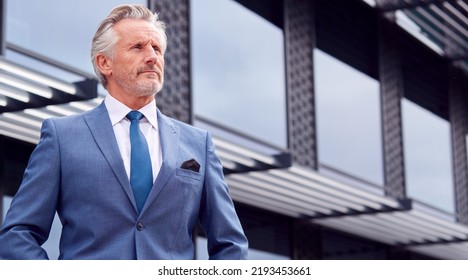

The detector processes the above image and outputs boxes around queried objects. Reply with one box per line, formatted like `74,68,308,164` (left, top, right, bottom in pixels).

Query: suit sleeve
199,132,249,260
0,119,61,259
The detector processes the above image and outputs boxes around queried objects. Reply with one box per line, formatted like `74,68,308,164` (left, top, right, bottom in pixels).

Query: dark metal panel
1,136,35,197
449,65,468,225
322,229,388,260
387,248,437,259
292,221,322,259
235,202,291,257
401,27,449,119
379,14,406,199
0,135,35,226
315,0,379,79
284,0,317,169
234,0,283,28
149,0,192,124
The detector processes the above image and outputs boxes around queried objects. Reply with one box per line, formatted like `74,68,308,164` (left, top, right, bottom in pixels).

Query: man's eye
133,44,142,49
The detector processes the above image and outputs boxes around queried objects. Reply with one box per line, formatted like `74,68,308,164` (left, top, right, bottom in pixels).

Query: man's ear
96,54,112,76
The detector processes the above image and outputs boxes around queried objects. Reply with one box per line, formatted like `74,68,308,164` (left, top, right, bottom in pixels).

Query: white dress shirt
104,94,162,183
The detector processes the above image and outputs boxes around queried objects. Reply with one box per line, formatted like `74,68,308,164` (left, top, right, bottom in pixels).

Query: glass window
322,230,387,260
196,236,289,260
5,50,85,83
2,195,62,259
314,49,384,185
3,0,147,259
402,99,455,213
5,0,145,78
191,0,287,147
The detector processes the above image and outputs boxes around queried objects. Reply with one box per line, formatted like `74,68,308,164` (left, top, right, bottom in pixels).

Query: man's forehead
115,19,161,40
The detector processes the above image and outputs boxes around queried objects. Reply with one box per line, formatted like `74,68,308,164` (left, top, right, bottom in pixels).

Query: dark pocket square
180,158,200,172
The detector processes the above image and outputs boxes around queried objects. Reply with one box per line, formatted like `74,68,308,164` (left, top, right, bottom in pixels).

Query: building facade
0,0,467,259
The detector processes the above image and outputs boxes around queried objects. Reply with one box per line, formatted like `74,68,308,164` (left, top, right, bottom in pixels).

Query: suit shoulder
46,103,102,124
43,105,100,131
45,112,82,126
160,114,208,138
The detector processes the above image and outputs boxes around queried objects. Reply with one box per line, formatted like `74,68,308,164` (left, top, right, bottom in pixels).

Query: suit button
136,222,144,231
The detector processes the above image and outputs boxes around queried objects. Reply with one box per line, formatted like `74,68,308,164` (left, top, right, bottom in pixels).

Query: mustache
137,66,161,75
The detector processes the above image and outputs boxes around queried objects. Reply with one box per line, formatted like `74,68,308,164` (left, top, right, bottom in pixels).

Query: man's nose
144,47,159,64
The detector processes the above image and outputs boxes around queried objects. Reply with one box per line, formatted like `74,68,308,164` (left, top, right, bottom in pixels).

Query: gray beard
120,79,163,97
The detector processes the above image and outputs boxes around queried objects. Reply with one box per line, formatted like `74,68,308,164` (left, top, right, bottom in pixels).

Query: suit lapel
141,110,179,214
84,102,137,212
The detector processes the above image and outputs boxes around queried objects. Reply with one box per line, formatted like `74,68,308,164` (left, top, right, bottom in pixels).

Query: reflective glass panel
3,195,62,259
191,0,287,147
314,49,384,185
6,0,145,76
196,236,289,260
4,0,145,259
402,99,455,213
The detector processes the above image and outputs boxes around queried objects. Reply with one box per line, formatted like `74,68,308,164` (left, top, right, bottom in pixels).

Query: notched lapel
141,110,179,214
84,102,137,211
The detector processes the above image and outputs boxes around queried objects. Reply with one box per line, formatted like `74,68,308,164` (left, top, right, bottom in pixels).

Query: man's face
106,19,165,98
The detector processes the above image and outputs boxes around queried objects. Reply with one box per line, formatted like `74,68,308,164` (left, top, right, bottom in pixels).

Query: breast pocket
175,168,203,181
173,168,204,216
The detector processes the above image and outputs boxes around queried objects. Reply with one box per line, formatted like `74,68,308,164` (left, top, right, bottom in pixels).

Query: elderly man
0,4,248,260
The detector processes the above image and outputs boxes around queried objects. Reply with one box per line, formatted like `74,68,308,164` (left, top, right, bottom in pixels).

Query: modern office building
0,0,467,259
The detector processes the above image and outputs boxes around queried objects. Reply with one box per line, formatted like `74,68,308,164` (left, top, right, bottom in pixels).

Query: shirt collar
104,93,158,130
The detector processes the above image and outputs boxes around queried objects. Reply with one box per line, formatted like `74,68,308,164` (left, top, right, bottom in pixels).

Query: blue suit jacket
0,102,248,259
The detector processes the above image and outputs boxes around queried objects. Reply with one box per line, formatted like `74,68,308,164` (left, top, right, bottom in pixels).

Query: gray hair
91,4,167,88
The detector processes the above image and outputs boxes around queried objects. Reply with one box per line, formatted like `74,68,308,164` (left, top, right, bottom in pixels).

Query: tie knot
127,111,144,122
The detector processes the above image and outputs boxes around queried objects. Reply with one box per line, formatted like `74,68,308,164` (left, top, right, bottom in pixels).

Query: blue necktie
127,111,153,213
